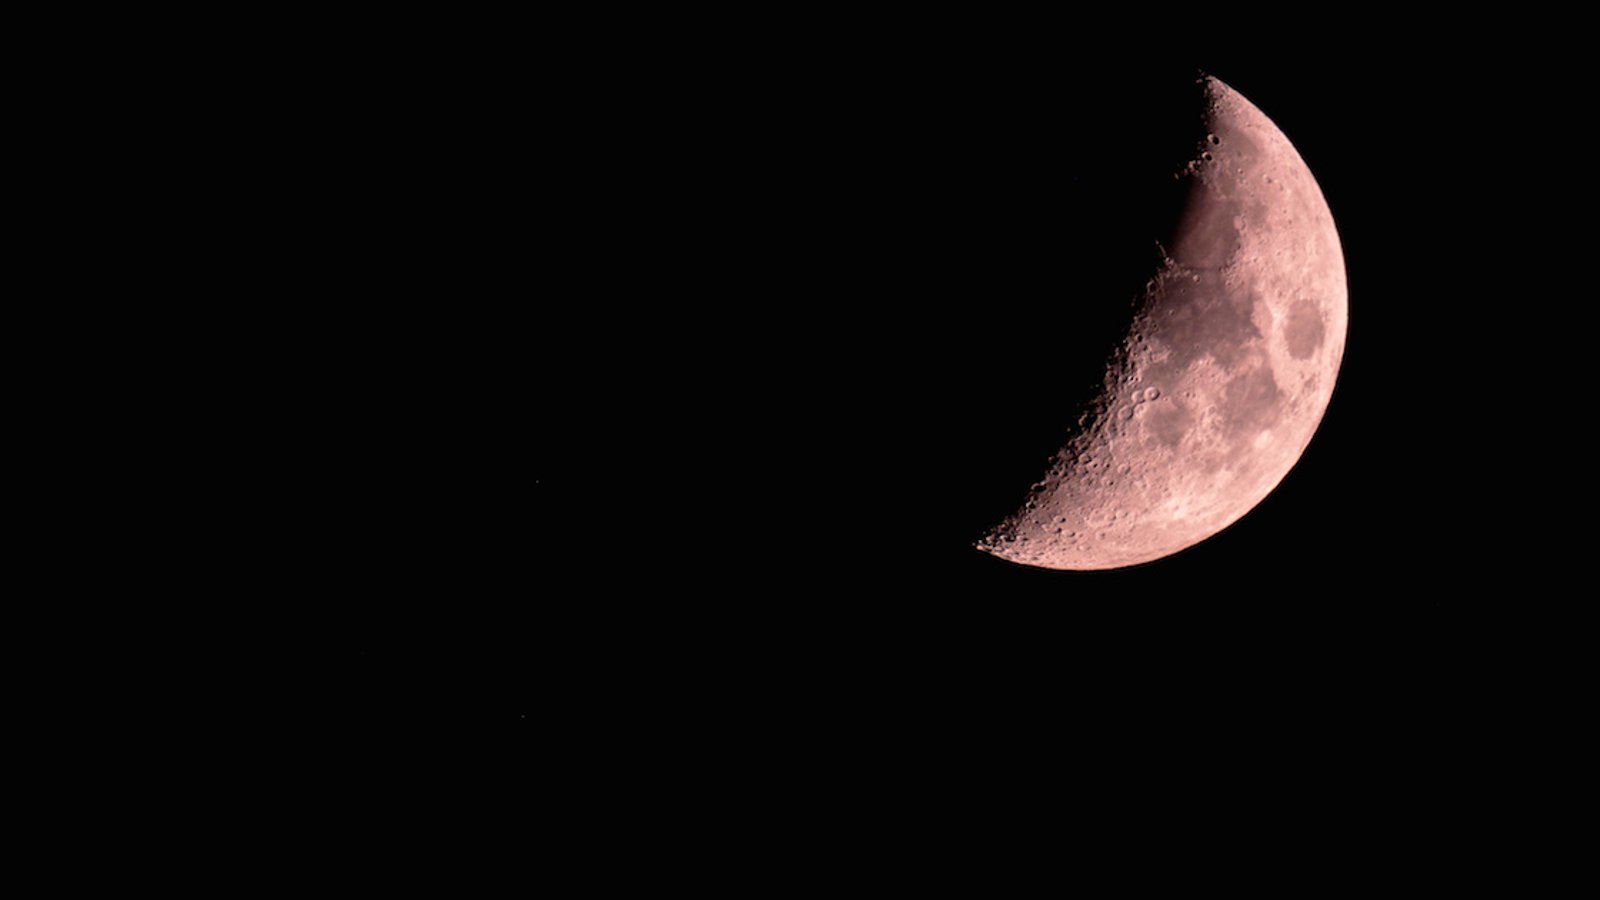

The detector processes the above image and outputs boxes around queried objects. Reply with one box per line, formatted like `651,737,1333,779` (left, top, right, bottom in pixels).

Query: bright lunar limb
979,76,1347,570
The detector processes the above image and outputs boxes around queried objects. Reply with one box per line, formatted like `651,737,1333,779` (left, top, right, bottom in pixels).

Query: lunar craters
979,75,1346,571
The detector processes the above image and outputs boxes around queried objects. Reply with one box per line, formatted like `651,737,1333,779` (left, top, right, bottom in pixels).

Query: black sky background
303,20,1582,805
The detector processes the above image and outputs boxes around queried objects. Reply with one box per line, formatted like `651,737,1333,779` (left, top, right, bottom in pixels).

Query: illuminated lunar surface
978,76,1347,570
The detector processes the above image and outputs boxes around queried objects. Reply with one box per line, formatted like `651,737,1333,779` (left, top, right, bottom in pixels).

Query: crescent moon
978,76,1347,570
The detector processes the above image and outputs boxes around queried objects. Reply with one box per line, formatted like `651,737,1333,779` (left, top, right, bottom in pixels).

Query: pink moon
979,76,1348,570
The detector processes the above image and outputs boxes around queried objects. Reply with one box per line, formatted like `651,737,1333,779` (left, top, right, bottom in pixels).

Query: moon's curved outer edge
979,76,1348,570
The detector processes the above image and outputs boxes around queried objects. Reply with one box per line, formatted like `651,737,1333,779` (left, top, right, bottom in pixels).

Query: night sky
313,22,1578,809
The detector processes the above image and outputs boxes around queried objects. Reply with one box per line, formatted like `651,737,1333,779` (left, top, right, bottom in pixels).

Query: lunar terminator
979,76,1346,570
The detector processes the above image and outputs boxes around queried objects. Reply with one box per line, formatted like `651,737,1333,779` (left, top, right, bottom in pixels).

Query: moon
978,76,1347,570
